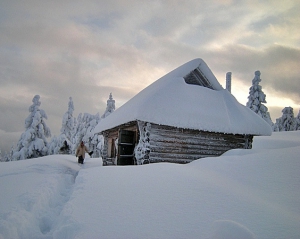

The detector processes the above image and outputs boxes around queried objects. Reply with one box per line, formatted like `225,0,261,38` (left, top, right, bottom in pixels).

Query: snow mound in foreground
0,131,300,239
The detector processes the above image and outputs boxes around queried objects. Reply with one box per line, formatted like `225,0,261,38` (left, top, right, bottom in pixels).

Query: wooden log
149,157,194,164
146,123,250,163
149,138,245,149
150,130,247,144
150,145,237,155
151,125,246,138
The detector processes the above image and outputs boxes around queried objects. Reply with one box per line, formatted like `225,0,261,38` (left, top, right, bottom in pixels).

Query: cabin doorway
117,130,136,165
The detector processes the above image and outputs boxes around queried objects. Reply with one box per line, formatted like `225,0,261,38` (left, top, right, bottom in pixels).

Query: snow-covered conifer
101,93,115,118
72,113,84,153
12,95,51,160
82,113,103,158
61,97,75,139
1,152,10,162
246,71,273,126
0,151,10,162
72,113,102,157
272,118,282,132
273,107,296,131
49,97,75,155
48,136,59,155
294,109,300,130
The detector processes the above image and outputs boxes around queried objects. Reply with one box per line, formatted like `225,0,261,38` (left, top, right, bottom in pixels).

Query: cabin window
183,67,214,90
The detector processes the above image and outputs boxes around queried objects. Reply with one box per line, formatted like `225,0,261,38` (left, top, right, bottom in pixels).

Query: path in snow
0,155,101,239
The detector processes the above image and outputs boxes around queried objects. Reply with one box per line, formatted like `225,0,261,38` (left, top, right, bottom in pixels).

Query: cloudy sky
1,0,300,153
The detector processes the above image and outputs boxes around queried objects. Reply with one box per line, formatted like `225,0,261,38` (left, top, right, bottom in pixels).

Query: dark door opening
117,130,135,165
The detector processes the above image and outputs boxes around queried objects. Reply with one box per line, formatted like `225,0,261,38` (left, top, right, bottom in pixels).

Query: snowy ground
0,131,300,239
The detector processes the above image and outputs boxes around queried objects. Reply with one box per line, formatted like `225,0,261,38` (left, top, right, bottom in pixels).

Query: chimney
226,72,232,93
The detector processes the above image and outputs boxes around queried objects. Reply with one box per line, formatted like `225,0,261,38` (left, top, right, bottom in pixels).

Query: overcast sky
1,0,300,153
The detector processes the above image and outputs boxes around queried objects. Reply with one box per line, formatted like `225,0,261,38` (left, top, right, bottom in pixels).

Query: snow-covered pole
226,72,232,93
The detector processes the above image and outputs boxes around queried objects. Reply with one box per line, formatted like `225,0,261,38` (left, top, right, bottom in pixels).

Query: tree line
0,93,115,162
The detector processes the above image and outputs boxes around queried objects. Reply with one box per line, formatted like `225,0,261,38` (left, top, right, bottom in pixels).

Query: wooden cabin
94,58,272,165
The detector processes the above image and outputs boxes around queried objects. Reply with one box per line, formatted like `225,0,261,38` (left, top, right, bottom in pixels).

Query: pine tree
1,151,10,162
12,95,51,160
48,136,59,155
61,97,75,142
273,118,282,132
273,107,296,131
101,93,115,118
294,109,300,130
246,71,273,126
57,97,75,154
72,113,84,153
6,144,15,161
48,97,76,155
2,152,10,162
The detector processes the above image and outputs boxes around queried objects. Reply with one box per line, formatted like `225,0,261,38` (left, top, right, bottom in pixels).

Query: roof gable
184,68,214,89
183,62,222,90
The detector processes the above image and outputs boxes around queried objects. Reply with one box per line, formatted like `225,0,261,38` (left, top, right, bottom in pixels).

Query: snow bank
94,58,272,136
1,131,300,239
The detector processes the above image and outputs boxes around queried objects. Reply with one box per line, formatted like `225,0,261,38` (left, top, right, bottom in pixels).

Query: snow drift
1,131,300,239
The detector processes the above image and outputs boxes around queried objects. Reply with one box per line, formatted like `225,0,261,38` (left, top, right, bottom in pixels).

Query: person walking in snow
76,141,92,164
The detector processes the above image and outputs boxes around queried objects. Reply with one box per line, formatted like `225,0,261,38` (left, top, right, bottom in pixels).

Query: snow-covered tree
273,118,282,132
273,107,296,131
49,97,75,155
82,113,103,158
61,97,75,141
281,107,296,131
1,152,10,162
12,95,51,160
72,113,84,153
294,109,300,130
246,71,273,126
102,93,115,118
0,151,10,162
48,136,59,155
47,135,70,155
5,144,15,162
60,97,75,153
72,113,102,157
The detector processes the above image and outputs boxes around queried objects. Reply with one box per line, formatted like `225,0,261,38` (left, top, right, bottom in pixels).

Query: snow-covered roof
94,58,272,136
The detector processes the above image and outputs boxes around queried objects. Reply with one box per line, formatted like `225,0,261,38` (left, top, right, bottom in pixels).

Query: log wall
148,124,253,164
101,121,253,165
